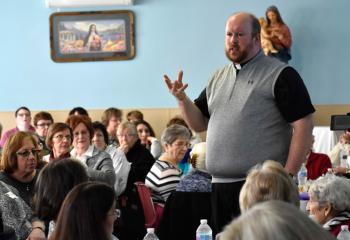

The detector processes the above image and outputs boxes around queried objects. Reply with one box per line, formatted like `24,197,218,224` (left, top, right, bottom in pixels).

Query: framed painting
50,10,135,62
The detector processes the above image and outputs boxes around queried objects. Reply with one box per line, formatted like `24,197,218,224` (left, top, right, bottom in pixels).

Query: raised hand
164,70,189,101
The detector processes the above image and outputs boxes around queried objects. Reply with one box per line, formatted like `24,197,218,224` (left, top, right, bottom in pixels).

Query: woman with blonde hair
239,160,299,212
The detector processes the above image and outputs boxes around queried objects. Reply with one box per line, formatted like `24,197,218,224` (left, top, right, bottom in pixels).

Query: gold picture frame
50,10,135,62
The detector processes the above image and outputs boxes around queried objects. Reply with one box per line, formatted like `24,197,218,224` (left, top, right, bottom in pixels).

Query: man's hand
164,70,188,101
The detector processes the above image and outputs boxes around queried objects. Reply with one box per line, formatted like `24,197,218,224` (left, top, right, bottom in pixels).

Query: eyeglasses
37,123,52,128
171,141,191,148
53,134,72,142
107,209,121,218
16,149,41,157
117,134,136,139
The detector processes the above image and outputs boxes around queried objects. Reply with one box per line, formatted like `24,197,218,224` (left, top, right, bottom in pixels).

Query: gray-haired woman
145,124,191,203
307,175,350,237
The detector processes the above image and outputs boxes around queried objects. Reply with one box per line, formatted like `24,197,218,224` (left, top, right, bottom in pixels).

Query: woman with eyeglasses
145,124,191,204
66,115,116,186
50,182,119,240
0,131,40,207
43,123,73,163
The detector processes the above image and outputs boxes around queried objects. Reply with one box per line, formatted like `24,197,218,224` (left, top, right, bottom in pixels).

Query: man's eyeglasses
16,149,41,157
37,123,52,128
53,135,72,142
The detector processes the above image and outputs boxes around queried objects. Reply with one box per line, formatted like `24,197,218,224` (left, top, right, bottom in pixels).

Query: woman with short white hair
308,175,350,236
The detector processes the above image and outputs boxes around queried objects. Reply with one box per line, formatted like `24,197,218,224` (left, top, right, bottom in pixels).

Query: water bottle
337,225,350,240
143,228,159,240
196,219,212,240
297,163,308,193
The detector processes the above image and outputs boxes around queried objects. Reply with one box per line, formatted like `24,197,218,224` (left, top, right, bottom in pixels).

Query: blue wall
1,0,349,111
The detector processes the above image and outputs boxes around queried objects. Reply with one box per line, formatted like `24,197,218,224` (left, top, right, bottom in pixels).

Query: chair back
134,182,163,229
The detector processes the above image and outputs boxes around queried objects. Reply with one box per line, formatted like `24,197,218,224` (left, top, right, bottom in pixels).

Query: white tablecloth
312,126,342,154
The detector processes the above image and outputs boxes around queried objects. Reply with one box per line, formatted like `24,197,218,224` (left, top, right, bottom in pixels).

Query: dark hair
68,107,89,117
15,106,31,117
134,120,156,137
265,5,285,25
127,110,144,122
33,158,88,221
50,182,115,240
46,123,73,150
66,115,94,141
0,132,39,174
33,111,54,126
166,116,192,138
101,108,122,127
92,121,109,145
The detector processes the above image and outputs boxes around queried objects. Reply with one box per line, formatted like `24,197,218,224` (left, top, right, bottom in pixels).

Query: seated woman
67,115,116,186
0,131,41,207
239,160,299,212
307,175,350,236
50,182,119,240
158,142,211,240
33,158,88,238
220,200,335,240
145,124,191,204
134,120,162,159
92,121,131,197
43,123,73,162
176,142,211,192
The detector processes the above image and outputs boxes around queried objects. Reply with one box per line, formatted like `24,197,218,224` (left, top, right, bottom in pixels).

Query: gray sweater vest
206,52,292,179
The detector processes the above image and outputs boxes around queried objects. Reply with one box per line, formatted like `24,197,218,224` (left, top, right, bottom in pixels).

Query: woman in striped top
145,124,191,204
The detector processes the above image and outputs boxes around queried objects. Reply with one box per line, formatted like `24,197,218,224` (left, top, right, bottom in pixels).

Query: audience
0,131,40,206
33,111,54,156
43,123,73,162
126,110,144,123
135,120,162,159
146,124,190,203
92,121,131,196
308,175,350,236
102,108,123,146
67,115,116,186
49,182,119,240
33,158,88,238
0,107,35,148
220,200,335,240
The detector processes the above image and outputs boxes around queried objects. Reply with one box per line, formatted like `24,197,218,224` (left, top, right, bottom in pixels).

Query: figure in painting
84,24,102,51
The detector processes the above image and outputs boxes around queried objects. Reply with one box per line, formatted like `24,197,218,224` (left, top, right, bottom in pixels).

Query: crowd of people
0,6,349,240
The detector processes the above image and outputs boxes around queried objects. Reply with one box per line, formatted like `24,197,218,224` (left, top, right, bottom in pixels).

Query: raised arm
284,113,314,175
164,70,208,132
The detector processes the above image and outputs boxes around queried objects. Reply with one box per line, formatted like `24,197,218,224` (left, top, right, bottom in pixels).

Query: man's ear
324,202,332,216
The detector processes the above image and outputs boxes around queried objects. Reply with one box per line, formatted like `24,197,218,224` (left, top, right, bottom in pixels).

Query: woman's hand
333,166,348,174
